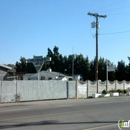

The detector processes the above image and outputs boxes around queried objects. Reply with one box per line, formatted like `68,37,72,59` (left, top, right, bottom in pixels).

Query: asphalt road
0,96,130,130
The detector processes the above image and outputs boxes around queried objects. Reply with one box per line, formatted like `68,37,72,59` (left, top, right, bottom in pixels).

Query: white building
0,64,12,80
23,69,72,81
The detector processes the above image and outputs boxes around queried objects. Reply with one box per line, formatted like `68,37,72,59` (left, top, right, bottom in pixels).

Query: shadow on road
0,120,117,129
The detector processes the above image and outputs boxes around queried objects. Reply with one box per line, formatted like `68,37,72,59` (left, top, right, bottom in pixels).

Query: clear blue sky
0,0,130,65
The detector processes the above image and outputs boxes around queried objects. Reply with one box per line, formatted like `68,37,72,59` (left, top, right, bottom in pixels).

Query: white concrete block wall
107,81,115,90
116,81,124,90
68,81,76,98
0,81,1,102
17,80,67,101
124,81,130,89
1,81,16,102
88,80,97,97
1,80,130,103
98,81,106,93
77,81,87,98
17,80,37,101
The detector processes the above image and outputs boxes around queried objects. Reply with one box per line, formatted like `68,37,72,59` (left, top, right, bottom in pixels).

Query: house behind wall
0,65,12,80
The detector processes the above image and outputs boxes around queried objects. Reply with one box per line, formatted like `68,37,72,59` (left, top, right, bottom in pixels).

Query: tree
53,46,59,56
74,54,90,80
81,56,90,80
15,57,27,73
44,47,54,71
52,46,61,72
26,63,37,73
20,57,26,73
98,57,106,81
15,46,130,81
62,56,68,74
62,54,72,74
125,57,130,81
15,61,21,72
116,60,126,81
89,59,95,81
47,48,53,57
44,46,63,72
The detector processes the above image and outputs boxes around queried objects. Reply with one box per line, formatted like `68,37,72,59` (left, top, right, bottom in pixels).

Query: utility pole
72,56,74,80
88,12,107,93
72,47,74,80
106,60,108,91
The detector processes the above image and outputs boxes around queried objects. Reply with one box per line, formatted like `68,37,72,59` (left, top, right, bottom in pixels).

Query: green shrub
102,90,107,94
99,95,104,98
109,89,116,93
117,89,123,93
123,89,127,94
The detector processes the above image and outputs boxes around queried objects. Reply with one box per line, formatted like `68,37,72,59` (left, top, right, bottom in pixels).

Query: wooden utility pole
88,12,107,93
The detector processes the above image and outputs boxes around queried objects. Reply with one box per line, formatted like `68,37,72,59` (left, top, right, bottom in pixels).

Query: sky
0,0,130,66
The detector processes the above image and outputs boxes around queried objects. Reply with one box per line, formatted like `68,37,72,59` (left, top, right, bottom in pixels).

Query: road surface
0,96,130,130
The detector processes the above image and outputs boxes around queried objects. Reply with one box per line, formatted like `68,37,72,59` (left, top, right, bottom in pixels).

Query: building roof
23,73,35,80
56,76,67,80
23,73,35,78
30,70,72,79
0,64,12,70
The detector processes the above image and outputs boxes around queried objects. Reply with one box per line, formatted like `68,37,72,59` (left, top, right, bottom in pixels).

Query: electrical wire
88,1,130,36
90,0,124,12
107,12,130,16
90,0,130,17
99,4,130,13
90,28,96,39
99,30,130,35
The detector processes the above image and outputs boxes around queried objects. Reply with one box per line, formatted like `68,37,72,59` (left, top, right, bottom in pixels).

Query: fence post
123,80,125,90
115,80,116,90
87,80,88,98
0,80,2,103
66,81,69,99
76,80,78,98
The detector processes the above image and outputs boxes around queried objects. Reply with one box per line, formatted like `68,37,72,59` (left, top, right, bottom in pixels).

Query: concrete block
110,92,119,97
92,93,102,98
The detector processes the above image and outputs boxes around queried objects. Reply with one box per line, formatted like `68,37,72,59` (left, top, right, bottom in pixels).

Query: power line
99,4,130,13
90,0,124,12
99,30,130,35
107,12,130,16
